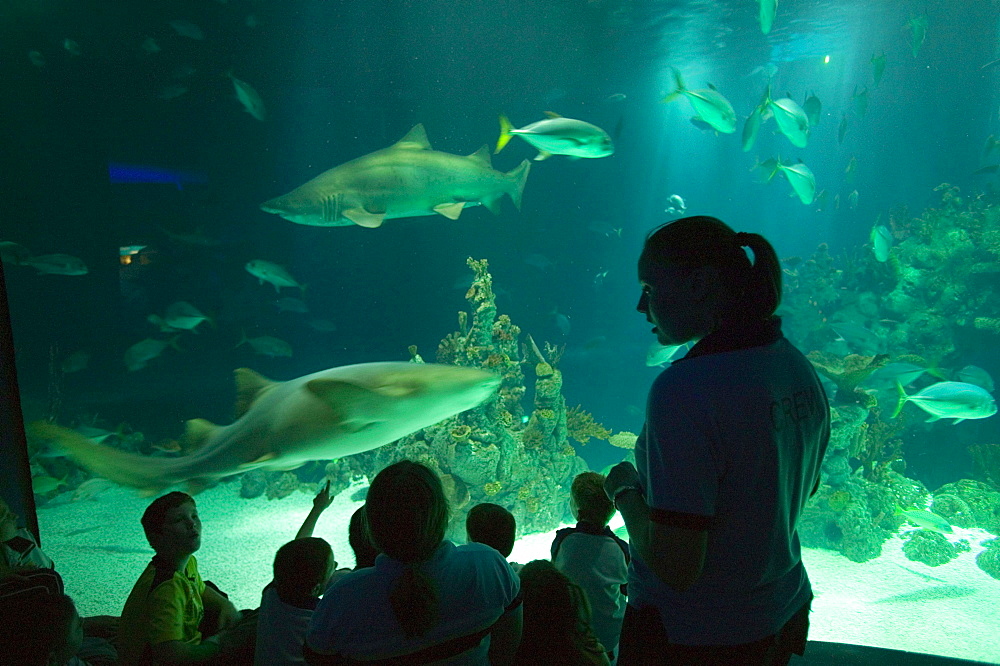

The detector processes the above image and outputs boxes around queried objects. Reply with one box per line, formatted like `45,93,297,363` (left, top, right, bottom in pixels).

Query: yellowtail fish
662,68,736,134
757,158,816,205
496,112,613,161
893,380,997,423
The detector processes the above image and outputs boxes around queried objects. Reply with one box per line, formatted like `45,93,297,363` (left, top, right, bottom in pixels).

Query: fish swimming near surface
838,114,849,144
757,158,816,205
845,156,858,184
803,92,821,127
237,333,293,358
28,50,45,67
149,301,212,333
907,15,928,58
848,190,859,210
169,19,205,40
859,362,926,391
742,104,765,152
227,72,266,121
495,113,613,160
662,69,737,134
22,254,88,276
852,87,869,119
871,52,886,86
245,259,305,294
28,362,501,494
758,0,778,34
870,224,892,262
893,380,997,423
63,39,81,56
762,86,810,148
831,321,883,354
261,124,530,228
124,337,176,372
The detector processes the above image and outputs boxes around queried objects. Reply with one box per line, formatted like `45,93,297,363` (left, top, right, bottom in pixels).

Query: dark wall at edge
0,259,37,543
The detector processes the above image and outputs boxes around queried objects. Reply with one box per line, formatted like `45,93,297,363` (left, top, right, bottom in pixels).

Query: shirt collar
677,316,783,362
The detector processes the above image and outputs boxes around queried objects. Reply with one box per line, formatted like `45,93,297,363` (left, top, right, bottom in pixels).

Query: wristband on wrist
613,485,642,507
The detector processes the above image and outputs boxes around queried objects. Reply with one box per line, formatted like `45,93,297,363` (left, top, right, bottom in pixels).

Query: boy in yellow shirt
117,492,247,665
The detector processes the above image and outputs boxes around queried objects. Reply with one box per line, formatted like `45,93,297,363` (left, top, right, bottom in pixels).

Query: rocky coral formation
345,258,590,539
977,538,1000,581
901,530,963,566
932,479,1000,534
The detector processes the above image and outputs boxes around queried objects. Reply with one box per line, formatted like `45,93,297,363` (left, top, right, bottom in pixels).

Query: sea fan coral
565,405,611,445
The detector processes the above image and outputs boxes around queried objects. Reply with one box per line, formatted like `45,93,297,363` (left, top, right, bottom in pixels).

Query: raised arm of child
296,480,334,540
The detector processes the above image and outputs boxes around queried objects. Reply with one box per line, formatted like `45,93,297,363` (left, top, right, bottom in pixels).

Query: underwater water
2,0,1000,661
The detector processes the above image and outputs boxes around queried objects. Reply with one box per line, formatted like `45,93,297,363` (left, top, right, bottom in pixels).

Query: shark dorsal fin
234,367,277,418
544,111,562,119
184,418,220,450
467,145,492,167
306,379,395,432
393,124,432,151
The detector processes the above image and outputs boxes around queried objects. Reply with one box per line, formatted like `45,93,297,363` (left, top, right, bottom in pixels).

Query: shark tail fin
506,160,531,211
495,115,515,154
27,421,180,493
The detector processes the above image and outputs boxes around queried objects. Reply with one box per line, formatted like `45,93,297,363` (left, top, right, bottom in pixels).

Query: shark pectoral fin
238,452,278,469
306,379,393,430
482,194,503,215
533,151,552,161
234,367,278,417
184,418,220,450
342,207,385,228
393,124,432,151
433,202,465,220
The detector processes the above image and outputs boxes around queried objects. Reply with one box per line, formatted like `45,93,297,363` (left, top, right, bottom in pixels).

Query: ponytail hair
642,216,781,324
364,460,449,638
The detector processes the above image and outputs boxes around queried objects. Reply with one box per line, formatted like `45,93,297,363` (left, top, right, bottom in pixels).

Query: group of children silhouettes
1,466,629,665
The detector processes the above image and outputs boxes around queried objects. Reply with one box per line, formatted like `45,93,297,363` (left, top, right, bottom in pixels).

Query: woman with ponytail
305,460,522,665
605,217,830,665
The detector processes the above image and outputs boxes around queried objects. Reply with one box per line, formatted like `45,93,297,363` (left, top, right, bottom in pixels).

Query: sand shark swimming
259,124,530,228
30,362,501,494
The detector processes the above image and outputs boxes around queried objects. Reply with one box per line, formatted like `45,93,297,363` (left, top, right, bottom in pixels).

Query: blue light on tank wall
107,163,207,191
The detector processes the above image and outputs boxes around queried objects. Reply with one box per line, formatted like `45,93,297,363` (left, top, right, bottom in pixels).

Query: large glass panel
3,0,999,662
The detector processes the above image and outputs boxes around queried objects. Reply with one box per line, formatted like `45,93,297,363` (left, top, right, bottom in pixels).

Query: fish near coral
29,362,501,494
261,124,530,228
893,380,997,424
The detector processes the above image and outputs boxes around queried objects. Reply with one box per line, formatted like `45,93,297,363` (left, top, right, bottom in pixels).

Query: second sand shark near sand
31,362,501,494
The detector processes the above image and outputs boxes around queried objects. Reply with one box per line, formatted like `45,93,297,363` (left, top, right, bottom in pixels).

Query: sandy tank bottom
32,481,1000,664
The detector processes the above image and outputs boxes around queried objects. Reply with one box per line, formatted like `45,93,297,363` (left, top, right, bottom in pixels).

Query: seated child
551,471,629,661
1,497,118,664
116,491,249,665
255,480,343,666
255,538,334,666
516,559,610,665
466,502,519,569
348,506,378,569
0,572,84,666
